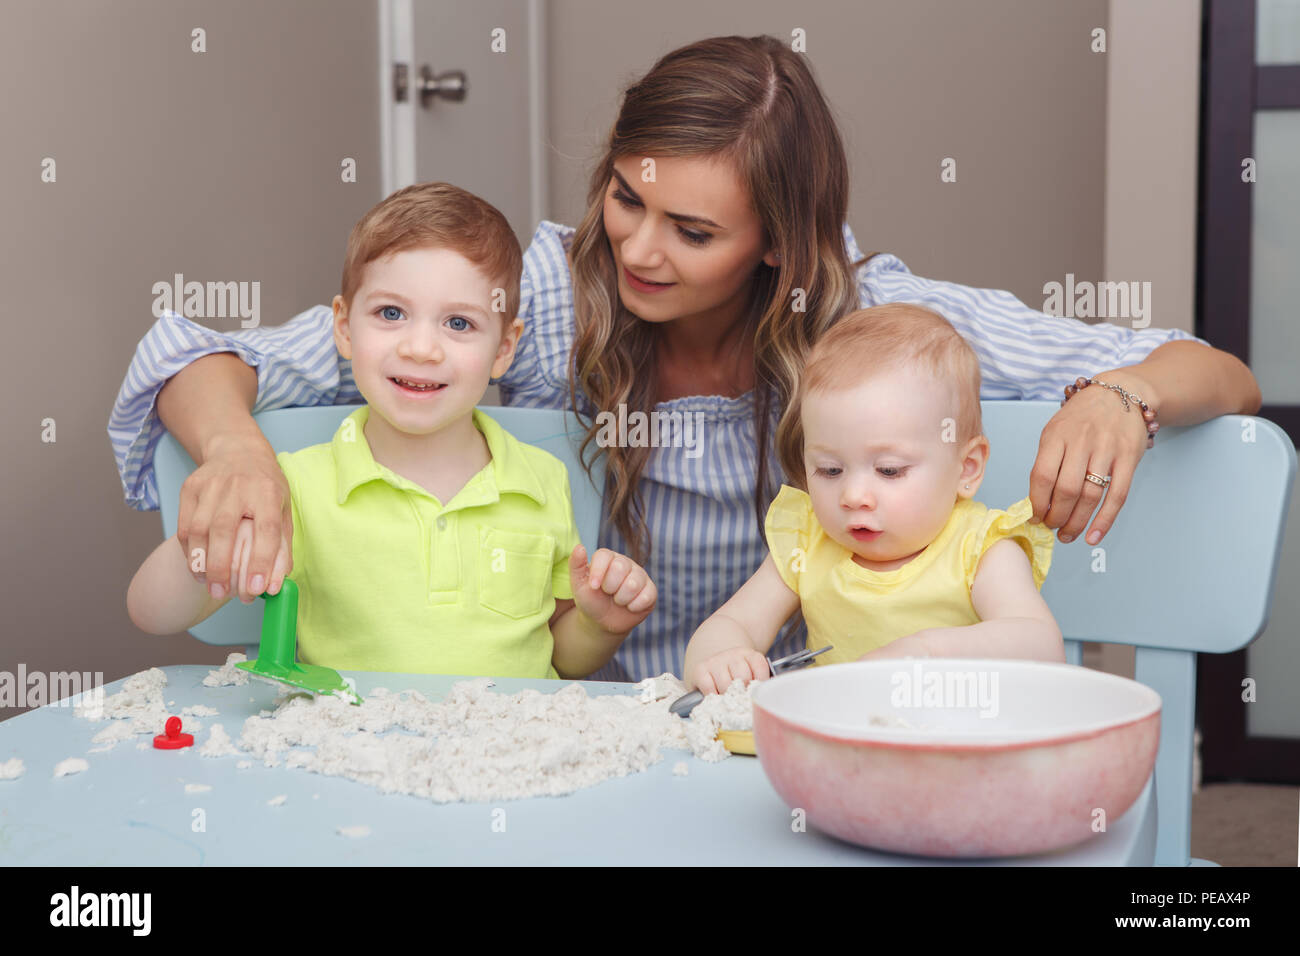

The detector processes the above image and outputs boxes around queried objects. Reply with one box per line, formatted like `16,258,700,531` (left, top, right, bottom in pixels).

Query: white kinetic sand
75,667,168,729
53,758,88,777
234,674,755,801
199,724,240,758
75,666,211,751
202,652,250,687
237,678,702,802
677,679,755,763
88,720,138,753
78,665,760,805
0,758,25,780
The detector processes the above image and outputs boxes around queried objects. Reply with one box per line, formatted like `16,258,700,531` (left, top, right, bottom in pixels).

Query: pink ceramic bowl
751,659,1161,858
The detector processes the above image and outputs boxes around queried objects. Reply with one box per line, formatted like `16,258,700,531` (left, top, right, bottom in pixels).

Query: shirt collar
332,406,550,509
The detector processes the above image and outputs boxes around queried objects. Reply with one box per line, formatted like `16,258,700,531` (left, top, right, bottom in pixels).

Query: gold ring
1085,472,1111,487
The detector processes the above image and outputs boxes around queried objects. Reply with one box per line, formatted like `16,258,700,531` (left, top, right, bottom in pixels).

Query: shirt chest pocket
478,528,556,619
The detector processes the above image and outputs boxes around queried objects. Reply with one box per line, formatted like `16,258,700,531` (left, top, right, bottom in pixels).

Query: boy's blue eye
447,316,470,331
380,306,402,321
877,466,908,479
814,467,841,478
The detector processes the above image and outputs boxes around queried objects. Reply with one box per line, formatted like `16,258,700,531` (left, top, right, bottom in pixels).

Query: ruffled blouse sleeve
963,497,1055,590
764,484,816,594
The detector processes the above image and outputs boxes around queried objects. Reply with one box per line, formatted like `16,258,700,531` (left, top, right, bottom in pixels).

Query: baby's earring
964,483,970,489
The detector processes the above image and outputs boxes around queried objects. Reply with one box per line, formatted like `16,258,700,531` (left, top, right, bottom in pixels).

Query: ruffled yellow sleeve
964,497,1055,590
764,484,815,594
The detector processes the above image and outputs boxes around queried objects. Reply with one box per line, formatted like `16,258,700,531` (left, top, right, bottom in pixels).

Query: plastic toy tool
154,715,194,749
235,579,363,706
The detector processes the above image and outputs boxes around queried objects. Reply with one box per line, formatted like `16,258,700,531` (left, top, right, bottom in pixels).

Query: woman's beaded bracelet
1060,376,1159,448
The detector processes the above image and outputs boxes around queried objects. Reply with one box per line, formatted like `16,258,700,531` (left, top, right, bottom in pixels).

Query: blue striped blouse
109,220,1209,682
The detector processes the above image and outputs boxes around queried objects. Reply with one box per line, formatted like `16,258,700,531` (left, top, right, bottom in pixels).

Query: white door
381,0,546,250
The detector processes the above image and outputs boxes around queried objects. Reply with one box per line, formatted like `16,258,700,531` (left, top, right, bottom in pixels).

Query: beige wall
1104,0,1201,335
0,0,382,705
548,0,1109,308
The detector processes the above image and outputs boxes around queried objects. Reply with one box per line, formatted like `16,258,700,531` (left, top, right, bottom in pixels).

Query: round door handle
419,65,467,107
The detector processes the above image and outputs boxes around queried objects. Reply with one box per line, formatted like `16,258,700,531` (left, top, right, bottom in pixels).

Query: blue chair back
975,402,1294,865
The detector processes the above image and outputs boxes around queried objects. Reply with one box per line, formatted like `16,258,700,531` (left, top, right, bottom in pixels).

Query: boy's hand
228,517,290,604
688,647,771,696
178,433,292,602
569,544,656,635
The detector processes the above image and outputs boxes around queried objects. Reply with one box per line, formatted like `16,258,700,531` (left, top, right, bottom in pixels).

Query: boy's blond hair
800,302,983,447
340,181,523,327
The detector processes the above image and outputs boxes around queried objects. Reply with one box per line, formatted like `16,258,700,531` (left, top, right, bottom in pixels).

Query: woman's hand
1029,369,1152,546
569,544,657,636
177,432,292,602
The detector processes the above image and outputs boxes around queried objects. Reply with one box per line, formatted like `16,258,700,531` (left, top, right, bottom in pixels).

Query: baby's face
333,246,522,436
802,366,980,569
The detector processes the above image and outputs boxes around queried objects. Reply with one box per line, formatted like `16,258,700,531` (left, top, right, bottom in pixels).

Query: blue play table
0,666,1154,865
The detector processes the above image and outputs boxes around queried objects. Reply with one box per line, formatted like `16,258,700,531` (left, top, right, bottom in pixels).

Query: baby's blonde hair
784,304,982,486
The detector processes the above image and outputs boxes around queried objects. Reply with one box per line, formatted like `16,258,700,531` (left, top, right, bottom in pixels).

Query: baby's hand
228,517,290,604
569,545,657,635
688,647,771,696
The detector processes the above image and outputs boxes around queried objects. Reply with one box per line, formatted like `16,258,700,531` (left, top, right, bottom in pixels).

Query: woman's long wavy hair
567,35,869,565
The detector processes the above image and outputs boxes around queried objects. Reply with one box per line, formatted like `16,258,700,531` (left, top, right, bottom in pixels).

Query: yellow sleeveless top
764,485,1054,665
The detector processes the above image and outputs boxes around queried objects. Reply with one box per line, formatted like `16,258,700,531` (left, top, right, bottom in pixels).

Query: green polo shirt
274,406,582,678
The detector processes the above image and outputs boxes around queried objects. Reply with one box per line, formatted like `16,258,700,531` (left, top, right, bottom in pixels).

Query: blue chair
153,401,1296,867
974,402,1294,866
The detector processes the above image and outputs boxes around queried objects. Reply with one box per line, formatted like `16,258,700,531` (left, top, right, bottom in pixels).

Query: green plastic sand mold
235,578,363,706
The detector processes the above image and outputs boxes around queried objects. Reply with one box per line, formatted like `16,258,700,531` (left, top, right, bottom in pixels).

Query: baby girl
683,303,1063,694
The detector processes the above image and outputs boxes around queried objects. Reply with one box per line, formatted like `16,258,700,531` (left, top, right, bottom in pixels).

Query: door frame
379,0,416,197
377,0,550,223
1197,0,1300,785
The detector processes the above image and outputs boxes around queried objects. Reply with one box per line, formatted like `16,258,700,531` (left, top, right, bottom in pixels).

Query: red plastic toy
153,715,194,749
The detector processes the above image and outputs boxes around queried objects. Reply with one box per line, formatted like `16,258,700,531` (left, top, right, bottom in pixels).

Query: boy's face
802,366,988,567
332,245,523,436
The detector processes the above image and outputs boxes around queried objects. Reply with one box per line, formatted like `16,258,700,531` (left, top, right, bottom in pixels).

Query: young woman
110,35,1260,682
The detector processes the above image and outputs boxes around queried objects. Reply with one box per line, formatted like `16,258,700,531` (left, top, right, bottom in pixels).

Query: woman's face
602,154,779,324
